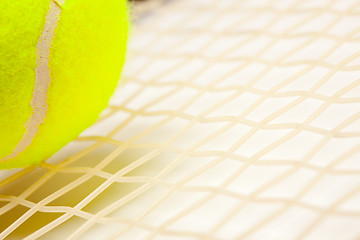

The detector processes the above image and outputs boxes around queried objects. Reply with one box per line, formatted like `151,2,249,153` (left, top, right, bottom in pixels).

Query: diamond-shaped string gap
1,0,360,239
5,211,64,240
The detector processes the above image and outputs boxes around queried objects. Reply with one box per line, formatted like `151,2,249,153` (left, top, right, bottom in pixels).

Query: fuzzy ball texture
0,0,129,169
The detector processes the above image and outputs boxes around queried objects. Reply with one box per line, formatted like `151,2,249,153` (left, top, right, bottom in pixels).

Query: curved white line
1,0,65,162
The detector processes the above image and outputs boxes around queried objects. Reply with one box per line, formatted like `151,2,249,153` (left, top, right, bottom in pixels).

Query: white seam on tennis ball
54,0,65,7
1,0,64,162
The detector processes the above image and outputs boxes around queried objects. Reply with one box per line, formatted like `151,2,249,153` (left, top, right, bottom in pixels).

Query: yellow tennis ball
0,0,129,169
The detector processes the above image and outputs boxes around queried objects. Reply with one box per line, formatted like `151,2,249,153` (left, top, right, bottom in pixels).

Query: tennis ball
0,0,129,169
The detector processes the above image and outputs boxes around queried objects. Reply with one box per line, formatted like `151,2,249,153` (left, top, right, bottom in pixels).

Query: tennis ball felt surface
0,0,129,169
